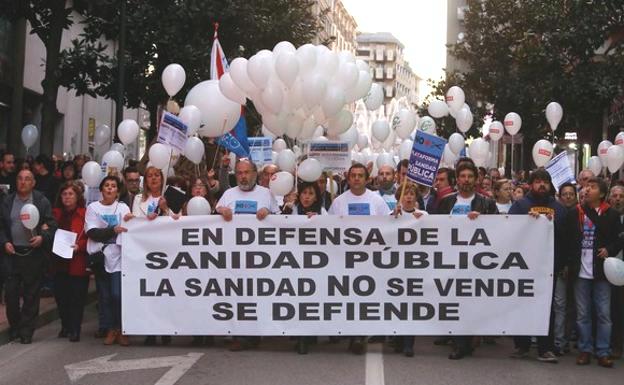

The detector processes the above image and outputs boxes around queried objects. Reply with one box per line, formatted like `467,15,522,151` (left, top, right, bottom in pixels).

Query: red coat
52,207,89,277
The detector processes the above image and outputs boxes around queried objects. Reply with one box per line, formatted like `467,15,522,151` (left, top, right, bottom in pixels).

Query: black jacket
564,203,623,281
0,190,58,251
435,192,498,215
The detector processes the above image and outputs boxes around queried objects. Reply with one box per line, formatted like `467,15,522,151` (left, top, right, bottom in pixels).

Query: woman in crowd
60,161,78,184
493,179,514,214
51,181,89,342
512,185,526,201
392,182,428,357
85,175,130,346
129,166,173,345
281,181,325,354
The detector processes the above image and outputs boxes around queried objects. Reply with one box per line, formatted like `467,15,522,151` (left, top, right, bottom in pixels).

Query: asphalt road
0,307,621,385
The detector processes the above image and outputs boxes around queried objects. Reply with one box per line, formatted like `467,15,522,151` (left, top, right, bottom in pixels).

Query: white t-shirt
216,185,279,214
132,194,165,217
328,189,392,216
397,208,429,217
451,194,474,215
85,200,130,273
496,202,513,214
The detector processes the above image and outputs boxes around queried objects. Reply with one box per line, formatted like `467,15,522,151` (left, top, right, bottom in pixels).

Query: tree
58,0,321,143
0,0,92,155
427,0,624,167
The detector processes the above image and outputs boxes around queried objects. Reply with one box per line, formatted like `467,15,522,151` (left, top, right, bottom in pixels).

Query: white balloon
357,133,369,150
94,124,111,147
313,126,324,139
269,171,295,196
456,106,473,133
607,145,624,173
598,140,613,165
315,49,339,79
546,102,563,132
298,158,323,182
296,44,317,75
271,151,278,163
376,152,395,168
184,136,205,165
616,131,624,147
110,142,125,154
322,87,346,118
178,105,202,136
442,144,458,167
316,136,329,142
504,112,522,135
326,110,353,136
587,156,602,176
275,51,299,88
448,133,465,155
338,125,359,150
117,119,139,146
446,86,465,111
263,113,288,137
273,138,287,152
604,257,624,286
298,116,318,140
468,138,489,164
428,100,449,118
418,116,436,135
229,58,258,95
346,70,373,102
392,109,417,140
355,59,369,72
82,161,103,188
372,120,390,142
149,143,171,169
218,72,246,105
364,83,383,111
185,80,241,138
187,196,211,216
285,113,304,139
488,121,504,141
21,124,38,148
273,41,296,56
261,80,284,114
20,203,39,230
302,74,328,107
531,140,554,167
399,139,414,160
102,150,124,171
336,62,359,90
161,64,186,96
247,51,273,89
276,149,296,173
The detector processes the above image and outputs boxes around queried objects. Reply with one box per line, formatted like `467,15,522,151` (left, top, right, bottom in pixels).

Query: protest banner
122,215,553,336
545,151,575,191
248,137,273,166
307,141,351,173
407,130,447,187
157,111,188,153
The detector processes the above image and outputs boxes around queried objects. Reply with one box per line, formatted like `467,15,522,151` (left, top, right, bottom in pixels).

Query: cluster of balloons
589,135,624,175
217,41,376,142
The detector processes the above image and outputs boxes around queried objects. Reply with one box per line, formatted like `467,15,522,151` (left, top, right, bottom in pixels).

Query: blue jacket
509,192,568,273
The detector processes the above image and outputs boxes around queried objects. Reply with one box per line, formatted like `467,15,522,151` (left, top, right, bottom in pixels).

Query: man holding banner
436,159,498,359
329,163,391,354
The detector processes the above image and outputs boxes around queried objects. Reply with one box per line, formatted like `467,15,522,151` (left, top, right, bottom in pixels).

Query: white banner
121,215,553,336
307,141,351,173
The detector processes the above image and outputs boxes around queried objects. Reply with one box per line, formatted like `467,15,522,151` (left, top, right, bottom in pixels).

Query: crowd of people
0,148,623,368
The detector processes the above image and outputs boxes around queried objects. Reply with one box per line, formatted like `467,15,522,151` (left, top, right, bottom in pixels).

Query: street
0,305,621,385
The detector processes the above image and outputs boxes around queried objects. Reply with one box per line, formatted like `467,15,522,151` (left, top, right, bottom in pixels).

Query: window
385,85,394,97
386,50,394,61
375,67,384,79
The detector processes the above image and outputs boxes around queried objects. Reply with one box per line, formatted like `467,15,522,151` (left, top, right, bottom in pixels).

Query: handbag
87,245,108,272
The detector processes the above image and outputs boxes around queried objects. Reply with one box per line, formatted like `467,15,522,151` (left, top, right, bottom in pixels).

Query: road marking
365,343,385,385
64,352,204,385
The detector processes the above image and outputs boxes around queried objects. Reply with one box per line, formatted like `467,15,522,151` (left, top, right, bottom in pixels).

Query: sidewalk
0,277,96,345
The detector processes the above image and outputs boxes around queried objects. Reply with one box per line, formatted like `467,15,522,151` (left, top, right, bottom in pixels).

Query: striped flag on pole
210,23,250,157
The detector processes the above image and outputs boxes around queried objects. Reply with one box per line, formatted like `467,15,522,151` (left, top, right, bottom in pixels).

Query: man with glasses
120,166,141,207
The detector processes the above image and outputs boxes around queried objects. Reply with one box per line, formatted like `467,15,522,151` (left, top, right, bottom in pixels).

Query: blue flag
217,111,250,158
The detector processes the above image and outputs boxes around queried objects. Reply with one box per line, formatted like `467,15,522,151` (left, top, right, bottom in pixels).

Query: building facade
312,0,358,54
0,13,145,160
355,32,420,114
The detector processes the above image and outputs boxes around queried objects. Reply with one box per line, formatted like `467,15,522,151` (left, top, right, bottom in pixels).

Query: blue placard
235,200,258,214
348,203,370,216
406,130,447,187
